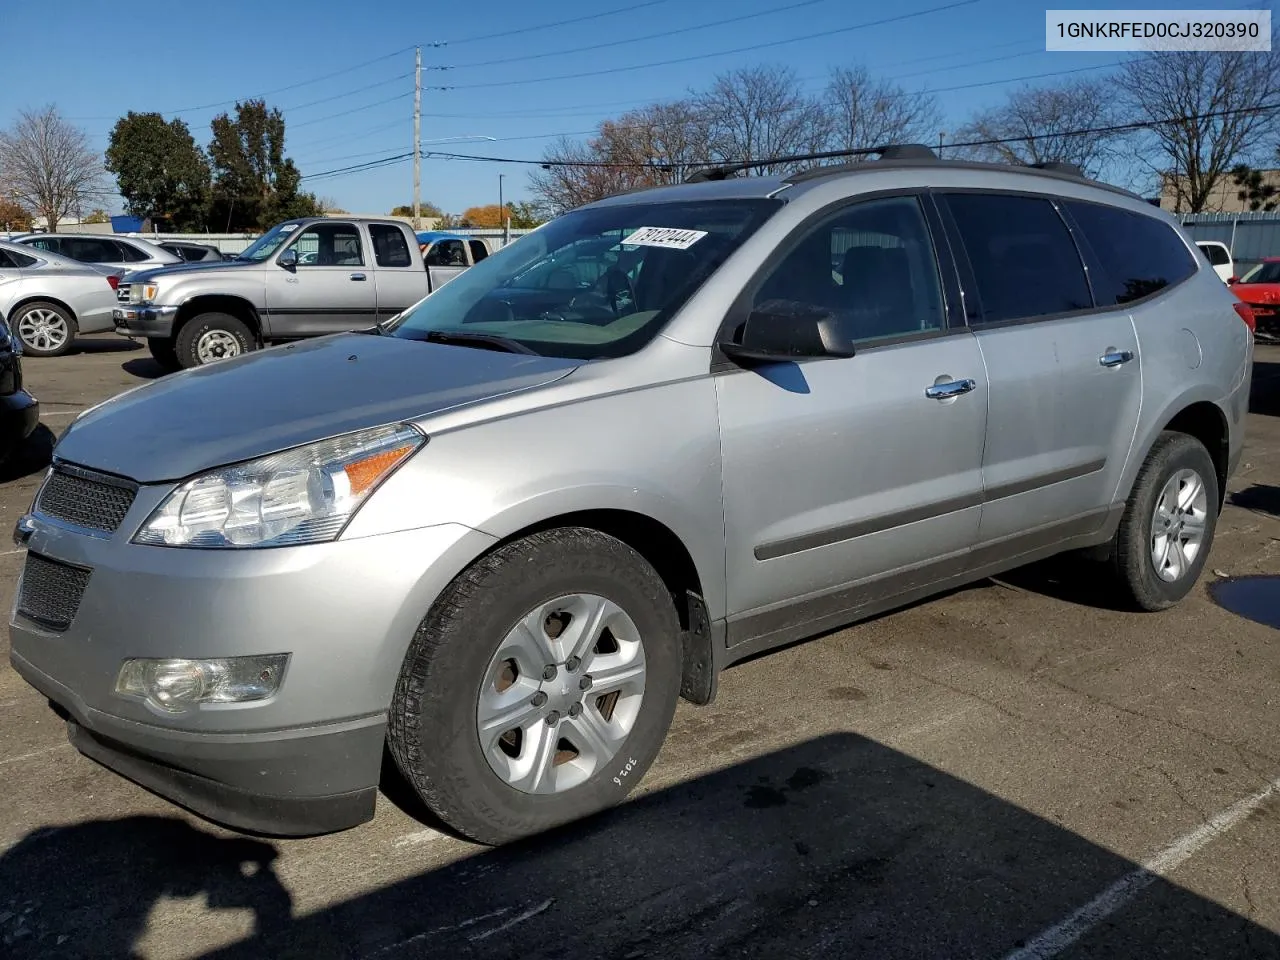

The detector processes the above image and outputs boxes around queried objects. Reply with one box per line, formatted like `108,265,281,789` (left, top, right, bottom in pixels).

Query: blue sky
1,0,1261,218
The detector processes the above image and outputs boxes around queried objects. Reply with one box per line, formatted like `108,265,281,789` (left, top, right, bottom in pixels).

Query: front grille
17,553,91,631
36,466,137,534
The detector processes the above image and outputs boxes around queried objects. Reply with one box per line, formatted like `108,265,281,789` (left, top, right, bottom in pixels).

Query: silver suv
9,147,1254,845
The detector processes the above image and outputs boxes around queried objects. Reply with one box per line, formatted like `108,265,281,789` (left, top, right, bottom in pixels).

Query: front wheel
175,313,256,368
12,302,78,357
389,527,682,845
1110,430,1220,611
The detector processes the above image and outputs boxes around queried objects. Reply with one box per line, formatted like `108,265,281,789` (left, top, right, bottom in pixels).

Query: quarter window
1066,201,1199,305
426,239,467,267
116,241,151,262
944,193,1092,323
369,224,413,267
748,195,946,345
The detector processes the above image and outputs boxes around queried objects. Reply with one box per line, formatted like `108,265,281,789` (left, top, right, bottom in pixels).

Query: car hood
55,332,581,483
124,259,263,282
1232,282,1280,303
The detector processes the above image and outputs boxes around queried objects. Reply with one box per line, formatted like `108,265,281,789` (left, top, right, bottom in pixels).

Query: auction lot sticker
622,227,708,250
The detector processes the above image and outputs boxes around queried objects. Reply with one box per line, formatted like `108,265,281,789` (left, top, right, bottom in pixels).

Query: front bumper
113,304,179,338
0,389,39,459
9,497,496,835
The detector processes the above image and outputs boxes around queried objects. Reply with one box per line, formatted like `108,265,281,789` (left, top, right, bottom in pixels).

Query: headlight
116,654,289,713
130,282,160,304
133,423,425,548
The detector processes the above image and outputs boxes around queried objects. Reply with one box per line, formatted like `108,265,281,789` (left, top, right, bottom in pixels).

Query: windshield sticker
621,226,708,250
279,223,298,233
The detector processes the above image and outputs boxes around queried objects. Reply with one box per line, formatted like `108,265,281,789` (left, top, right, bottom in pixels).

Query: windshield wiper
422,330,539,355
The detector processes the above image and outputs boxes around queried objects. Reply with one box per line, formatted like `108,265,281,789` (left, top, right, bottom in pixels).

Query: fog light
115,654,289,713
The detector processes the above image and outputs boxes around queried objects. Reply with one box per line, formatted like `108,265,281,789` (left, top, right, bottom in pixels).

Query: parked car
0,312,39,462
0,239,120,356
12,233,181,273
112,217,475,370
1196,240,1235,282
1226,256,1280,339
9,147,1253,846
157,241,224,263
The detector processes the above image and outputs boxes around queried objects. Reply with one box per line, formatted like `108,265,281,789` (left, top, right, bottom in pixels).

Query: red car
1228,257,1280,340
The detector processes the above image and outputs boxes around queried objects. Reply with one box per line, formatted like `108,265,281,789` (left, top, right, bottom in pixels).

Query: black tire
1110,430,1220,611
389,527,682,845
174,312,256,368
11,301,78,357
147,337,180,371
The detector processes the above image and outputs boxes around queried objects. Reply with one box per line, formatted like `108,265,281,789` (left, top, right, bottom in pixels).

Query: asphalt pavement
1,336,1278,960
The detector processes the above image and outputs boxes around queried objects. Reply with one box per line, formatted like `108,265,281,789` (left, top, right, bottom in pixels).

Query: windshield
386,198,781,359
235,221,303,262
1240,261,1280,284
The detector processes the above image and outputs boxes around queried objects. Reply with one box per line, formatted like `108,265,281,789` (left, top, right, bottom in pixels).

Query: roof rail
684,143,938,183
1027,160,1085,178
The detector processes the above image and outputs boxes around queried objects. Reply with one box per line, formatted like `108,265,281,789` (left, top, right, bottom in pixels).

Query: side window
64,238,119,263
944,193,1092,323
290,223,364,267
748,195,946,344
0,250,15,269
369,224,413,268
116,241,150,263
1200,243,1230,266
468,239,489,263
8,250,37,267
426,239,466,267
1066,201,1199,305
28,237,60,254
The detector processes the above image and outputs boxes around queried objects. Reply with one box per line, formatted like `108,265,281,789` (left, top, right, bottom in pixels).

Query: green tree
83,208,110,224
105,112,211,231
506,200,547,228
1232,163,1279,212
391,201,442,218
207,100,322,231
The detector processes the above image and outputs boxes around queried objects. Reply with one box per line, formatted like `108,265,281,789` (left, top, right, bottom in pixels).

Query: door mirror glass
720,299,856,363
278,247,298,269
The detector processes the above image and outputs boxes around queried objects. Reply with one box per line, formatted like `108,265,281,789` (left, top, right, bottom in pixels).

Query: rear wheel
13,302,77,357
175,312,256,368
388,527,682,845
147,337,180,371
1111,431,1219,611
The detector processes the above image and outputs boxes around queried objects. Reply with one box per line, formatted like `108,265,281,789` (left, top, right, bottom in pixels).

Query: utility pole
413,45,422,231
498,173,506,247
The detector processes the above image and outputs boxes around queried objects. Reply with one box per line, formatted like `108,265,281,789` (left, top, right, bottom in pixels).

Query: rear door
936,190,1142,545
717,192,989,648
425,238,468,291
369,223,428,321
264,220,378,336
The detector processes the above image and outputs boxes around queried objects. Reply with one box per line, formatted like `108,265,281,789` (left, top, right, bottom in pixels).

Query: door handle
925,378,976,400
350,273,367,281
1099,349,1134,367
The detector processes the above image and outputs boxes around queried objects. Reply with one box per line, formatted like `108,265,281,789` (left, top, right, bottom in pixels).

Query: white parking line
1001,775,1280,959
0,743,69,766
40,410,80,419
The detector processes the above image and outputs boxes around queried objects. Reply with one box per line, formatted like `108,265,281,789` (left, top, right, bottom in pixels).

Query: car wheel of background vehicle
1110,430,1219,611
175,313,256,368
12,302,78,357
146,337,181,372
388,526,683,845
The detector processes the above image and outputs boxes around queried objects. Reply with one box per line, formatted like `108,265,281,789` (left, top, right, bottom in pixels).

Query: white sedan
0,239,119,357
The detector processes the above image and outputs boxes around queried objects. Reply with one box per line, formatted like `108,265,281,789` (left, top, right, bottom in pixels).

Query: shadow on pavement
1230,483,1280,519
66,336,142,356
1253,359,1280,416
0,424,55,484
121,357,169,380
3,734,1277,959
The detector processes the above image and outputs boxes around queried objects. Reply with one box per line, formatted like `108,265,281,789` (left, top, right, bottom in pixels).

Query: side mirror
718,300,856,364
278,248,298,270
1227,276,1239,285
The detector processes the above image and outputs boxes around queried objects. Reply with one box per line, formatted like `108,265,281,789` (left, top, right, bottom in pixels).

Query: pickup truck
112,217,478,369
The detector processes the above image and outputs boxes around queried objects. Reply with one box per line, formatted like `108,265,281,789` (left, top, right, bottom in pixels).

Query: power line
441,0,677,45
288,93,412,129
422,0,984,91
438,0,834,71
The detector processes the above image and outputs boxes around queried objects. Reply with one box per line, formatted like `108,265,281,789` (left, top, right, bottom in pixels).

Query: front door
717,194,989,649
936,191,1143,545
368,223,428,322
264,221,378,336
425,238,469,292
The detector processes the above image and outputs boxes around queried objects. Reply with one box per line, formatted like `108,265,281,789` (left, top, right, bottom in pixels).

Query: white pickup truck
113,217,480,369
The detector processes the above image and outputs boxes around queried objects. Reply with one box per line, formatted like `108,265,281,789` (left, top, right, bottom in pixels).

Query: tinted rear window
943,193,1092,323
1065,201,1198,305
1199,242,1230,266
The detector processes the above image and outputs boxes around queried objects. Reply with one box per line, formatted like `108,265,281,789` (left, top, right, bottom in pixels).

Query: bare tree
1117,46,1280,212
0,105,104,230
695,64,830,174
953,78,1121,177
822,66,941,155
